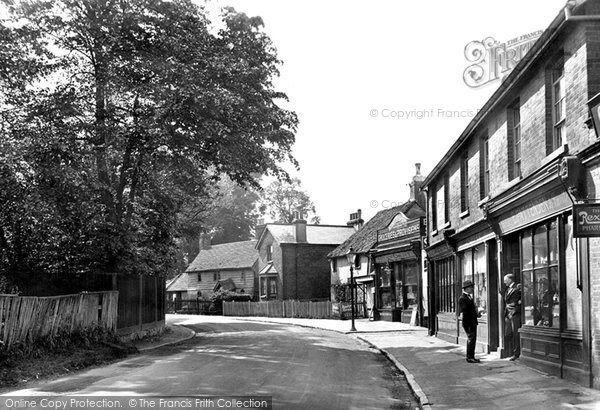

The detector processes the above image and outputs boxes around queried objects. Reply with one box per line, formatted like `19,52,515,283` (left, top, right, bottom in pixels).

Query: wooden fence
0,291,118,350
223,300,364,319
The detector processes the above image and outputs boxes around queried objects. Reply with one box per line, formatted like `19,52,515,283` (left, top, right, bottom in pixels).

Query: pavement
147,315,600,409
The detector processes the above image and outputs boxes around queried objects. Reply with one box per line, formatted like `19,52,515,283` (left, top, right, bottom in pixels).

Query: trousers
464,325,477,359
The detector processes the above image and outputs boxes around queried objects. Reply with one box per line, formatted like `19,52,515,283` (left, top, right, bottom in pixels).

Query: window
460,246,487,315
460,153,469,213
197,273,202,282
332,258,337,273
261,278,267,297
552,64,566,150
431,190,438,231
522,221,559,328
213,272,220,282
241,271,245,281
480,135,490,199
269,278,277,298
436,183,445,229
402,261,419,310
266,244,273,261
443,173,450,223
508,101,521,180
435,257,456,313
355,255,361,270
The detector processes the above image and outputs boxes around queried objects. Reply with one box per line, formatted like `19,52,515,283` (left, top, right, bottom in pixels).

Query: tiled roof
186,240,258,273
328,202,415,258
264,224,355,245
166,273,189,292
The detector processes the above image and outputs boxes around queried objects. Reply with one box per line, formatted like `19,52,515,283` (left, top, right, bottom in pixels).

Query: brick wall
282,244,337,300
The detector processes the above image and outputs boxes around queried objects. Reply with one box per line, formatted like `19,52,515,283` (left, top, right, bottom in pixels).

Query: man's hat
462,280,474,289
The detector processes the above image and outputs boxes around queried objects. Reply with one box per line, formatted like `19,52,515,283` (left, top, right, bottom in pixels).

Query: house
256,219,354,300
328,164,426,323
422,0,600,387
177,235,259,300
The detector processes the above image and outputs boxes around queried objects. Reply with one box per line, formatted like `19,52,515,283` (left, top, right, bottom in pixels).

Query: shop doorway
487,240,499,351
501,233,521,358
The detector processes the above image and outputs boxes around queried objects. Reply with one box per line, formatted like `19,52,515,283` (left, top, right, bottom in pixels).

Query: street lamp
346,247,357,332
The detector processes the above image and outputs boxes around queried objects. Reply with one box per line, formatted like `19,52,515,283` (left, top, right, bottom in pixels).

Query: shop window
380,265,392,309
522,221,559,328
394,263,402,309
403,261,419,310
461,247,487,315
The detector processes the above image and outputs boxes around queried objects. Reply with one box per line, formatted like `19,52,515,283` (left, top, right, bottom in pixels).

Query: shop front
486,169,590,385
372,217,424,324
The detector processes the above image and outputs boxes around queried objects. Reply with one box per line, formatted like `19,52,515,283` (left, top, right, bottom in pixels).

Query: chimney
346,209,364,231
255,218,266,239
293,211,307,243
409,163,426,209
199,233,211,250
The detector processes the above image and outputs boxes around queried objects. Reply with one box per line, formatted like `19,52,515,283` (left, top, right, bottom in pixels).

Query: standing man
502,273,522,361
458,280,481,363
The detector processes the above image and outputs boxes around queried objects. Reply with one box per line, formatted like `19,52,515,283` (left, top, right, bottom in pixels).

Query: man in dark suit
502,273,522,360
458,280,481,363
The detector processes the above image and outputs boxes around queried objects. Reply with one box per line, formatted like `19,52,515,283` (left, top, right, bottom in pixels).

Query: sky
211,0,567,224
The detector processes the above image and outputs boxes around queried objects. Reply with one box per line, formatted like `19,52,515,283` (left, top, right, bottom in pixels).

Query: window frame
460,153,469,213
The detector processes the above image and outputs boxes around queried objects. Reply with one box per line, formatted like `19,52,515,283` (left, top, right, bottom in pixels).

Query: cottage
174,236,259,300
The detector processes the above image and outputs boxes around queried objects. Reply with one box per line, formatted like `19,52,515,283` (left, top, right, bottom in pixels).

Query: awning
374,250,417,264
354,275,374,284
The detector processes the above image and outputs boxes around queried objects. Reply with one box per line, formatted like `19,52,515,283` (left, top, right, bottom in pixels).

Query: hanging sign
573,204,600,237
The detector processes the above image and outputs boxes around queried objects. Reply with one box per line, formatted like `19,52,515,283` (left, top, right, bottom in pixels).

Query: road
6,317,418,409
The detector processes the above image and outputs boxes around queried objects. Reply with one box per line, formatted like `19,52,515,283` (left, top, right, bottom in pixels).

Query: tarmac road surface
5,316,418,409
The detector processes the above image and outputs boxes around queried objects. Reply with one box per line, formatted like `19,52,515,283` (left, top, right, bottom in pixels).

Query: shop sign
378,218,423,243
573,204,600,237
496,187,571,234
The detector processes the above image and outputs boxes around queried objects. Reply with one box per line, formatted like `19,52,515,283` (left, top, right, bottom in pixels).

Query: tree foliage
0,0,297,293
261,178,319,224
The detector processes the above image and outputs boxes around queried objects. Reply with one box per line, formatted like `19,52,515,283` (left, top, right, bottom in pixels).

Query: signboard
589,92,600,139
573,204,600,237
378,218,424,243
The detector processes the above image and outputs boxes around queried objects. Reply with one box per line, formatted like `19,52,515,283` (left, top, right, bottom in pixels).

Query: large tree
0,0,297,291
262,178,319,224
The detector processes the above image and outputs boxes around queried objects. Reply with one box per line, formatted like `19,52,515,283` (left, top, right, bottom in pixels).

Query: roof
421,0,585,188
257,224,355,247
327,202,415,258
166,273,189,292
213,278,236,292
186,240,258,273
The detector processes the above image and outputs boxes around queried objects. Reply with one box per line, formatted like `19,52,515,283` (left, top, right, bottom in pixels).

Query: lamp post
346,247,357,332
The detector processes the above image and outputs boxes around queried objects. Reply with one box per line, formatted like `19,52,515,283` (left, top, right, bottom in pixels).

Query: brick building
422,0,600,387
256,220,354,300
